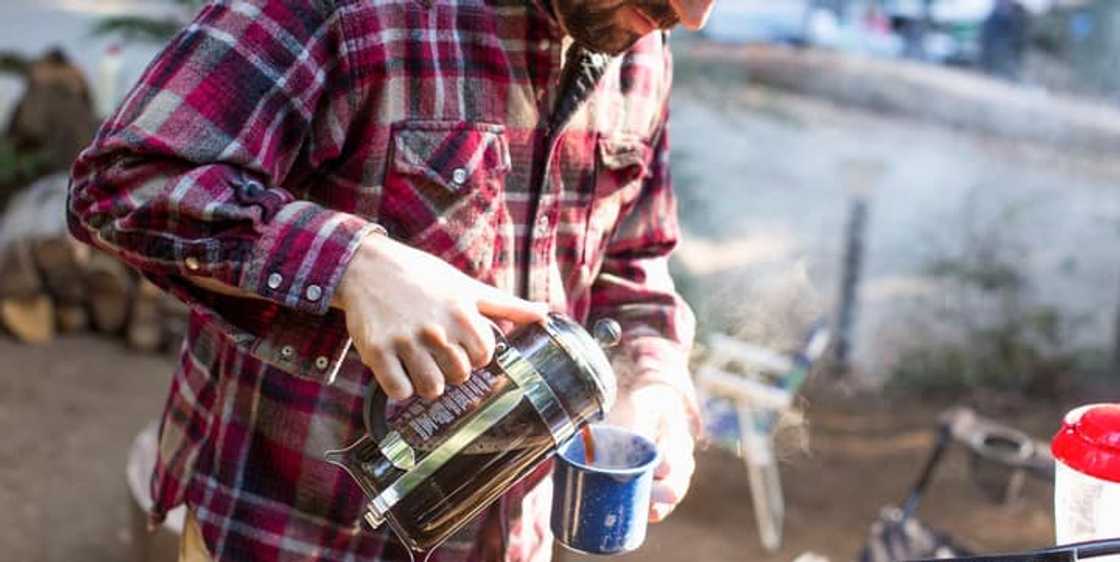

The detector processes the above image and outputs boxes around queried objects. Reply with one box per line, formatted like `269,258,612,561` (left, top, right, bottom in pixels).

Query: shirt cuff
239,201,377,315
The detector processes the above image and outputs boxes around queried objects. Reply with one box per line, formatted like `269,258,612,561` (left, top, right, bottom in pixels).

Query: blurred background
0,0,1117,561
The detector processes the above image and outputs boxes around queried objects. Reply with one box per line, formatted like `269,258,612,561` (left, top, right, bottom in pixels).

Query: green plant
888,308,1079,397
0,52,28,76
887,191,1095,399
91,0,206,44
0,140,49,188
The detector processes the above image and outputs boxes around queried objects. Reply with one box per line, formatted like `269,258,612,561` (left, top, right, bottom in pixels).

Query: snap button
538,39,550,52
267,272,283,290
534,215,551,237
184,257,201,271
280,345,295,359
451,167,468,186
305,284,323,302
314,356,330,370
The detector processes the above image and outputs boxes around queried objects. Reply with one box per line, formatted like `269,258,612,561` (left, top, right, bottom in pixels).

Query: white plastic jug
1052,404,1120,562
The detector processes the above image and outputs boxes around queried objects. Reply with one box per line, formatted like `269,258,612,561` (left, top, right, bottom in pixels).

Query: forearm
67,0,363,315
70,158,375,317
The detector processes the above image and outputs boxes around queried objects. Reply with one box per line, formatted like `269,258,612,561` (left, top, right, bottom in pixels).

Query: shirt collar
527,0,565,38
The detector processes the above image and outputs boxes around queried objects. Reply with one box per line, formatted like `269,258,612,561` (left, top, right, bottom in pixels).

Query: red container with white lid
1052,403,1120,558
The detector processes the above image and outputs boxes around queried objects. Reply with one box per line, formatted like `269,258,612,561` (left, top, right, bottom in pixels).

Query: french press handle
362,322,511,470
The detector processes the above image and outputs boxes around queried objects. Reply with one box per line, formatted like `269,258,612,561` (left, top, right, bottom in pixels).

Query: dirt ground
0,334,1077,562
0,335,171,561
564,391,1068,562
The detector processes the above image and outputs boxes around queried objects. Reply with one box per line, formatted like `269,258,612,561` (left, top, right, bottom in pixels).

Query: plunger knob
592,319,621,349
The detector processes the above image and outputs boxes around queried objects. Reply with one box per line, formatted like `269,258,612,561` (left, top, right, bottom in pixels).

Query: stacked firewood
0,174,189,350
0,49,187,352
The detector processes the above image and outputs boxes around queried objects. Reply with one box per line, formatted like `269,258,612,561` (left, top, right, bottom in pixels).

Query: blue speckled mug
550,424,661,555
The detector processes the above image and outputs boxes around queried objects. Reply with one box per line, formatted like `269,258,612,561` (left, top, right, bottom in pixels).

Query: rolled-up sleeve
68,0,373,319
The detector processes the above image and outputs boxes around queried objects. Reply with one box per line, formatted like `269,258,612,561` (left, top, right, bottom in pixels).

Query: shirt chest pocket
380,121,513,279
581,135,652,265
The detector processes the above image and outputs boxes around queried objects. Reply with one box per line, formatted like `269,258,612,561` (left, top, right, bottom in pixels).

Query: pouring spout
324,434,392,526
323,446,348,468
324,435,369,473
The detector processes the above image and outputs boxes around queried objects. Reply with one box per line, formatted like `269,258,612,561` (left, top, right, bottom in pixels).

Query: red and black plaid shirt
68,0,694,560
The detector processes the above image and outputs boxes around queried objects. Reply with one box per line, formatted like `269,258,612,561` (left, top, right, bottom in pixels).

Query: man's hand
606,383,697,522
334,234,548,400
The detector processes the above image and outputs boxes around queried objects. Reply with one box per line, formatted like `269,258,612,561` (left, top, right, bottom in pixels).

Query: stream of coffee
580,425,596,465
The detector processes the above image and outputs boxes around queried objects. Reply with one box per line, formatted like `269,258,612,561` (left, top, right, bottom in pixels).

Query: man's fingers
419,324,473,385
476,286,548,325
649,473,692,523
651,449,694,507
432,342,473,385
396,340,445,400
367,350,414,401
649,502,675,523
450,307,496,368
654,428,695,477
648,429,696,523
651,478,687,506
653,444,694,480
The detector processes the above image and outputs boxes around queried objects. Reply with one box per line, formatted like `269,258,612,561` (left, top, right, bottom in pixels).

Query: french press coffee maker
326,313,621,552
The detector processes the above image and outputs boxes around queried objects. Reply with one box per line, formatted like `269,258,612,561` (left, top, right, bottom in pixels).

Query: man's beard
557,0,679,55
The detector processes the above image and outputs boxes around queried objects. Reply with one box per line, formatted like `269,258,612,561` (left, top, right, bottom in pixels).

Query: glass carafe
326,313,620,552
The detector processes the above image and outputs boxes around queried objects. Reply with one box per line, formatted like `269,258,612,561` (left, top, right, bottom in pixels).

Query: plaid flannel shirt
67,0,695,560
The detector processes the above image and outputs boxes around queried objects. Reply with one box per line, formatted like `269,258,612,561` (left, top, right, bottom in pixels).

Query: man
980,0,1028,80
67,0,713,559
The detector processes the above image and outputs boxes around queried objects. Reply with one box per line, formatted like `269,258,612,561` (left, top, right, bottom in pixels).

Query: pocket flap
391,121,511,193
597,135,651,173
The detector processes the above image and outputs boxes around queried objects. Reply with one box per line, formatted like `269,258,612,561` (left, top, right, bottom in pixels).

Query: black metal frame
911,538,1120,562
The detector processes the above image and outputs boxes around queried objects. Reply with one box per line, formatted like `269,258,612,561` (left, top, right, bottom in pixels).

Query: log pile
0,49,187,352
0,173,189,351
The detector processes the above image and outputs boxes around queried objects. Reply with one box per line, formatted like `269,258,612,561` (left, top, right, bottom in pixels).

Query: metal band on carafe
365,386,527,523
363,334,577,523
495,339,577,446
350,316,618,530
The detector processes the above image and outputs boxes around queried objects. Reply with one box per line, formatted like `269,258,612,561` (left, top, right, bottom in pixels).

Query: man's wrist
238,202,374,316
332,223,390,312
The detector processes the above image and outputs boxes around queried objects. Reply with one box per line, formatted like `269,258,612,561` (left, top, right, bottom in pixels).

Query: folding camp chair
696,322,831,551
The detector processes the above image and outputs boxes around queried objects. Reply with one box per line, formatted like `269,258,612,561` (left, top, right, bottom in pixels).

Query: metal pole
833,161,881,377
833,194,867,375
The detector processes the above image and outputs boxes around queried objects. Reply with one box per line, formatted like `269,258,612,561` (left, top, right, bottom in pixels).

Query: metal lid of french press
540,314,621,416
